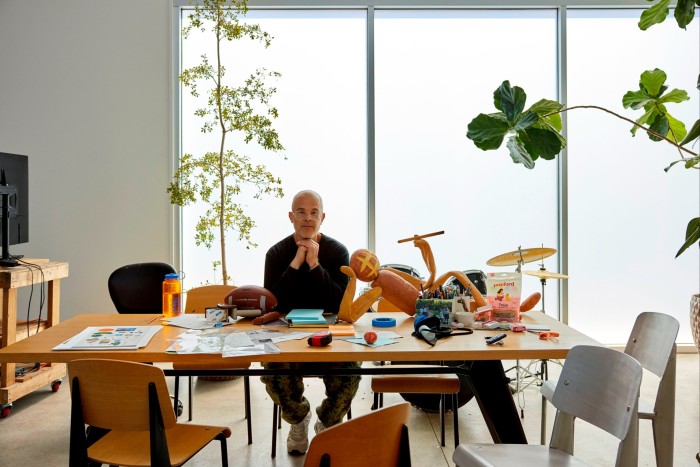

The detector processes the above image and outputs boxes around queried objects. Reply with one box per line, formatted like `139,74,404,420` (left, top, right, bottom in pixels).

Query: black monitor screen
0,152,28,245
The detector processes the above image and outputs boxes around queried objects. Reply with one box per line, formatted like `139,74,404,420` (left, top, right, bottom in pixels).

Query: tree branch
546,105,698,158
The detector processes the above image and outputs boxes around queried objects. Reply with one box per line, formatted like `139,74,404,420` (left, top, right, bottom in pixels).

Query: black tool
485,333,507,345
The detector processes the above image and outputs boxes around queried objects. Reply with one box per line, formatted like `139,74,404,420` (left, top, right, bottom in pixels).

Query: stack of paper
53,326,161,350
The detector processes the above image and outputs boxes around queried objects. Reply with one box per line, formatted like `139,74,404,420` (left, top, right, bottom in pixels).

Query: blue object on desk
372,317,396,327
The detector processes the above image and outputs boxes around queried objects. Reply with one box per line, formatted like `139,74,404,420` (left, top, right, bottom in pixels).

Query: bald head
292,190,323,212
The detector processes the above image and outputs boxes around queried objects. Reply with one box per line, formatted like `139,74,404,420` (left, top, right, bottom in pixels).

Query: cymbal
486,247,557,267
523,269,569,280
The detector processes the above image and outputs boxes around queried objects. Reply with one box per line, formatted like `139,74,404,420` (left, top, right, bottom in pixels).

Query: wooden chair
540,311,679,466
371,365,460,447
370,287,462,447
453,345,643,467
68,358,231,467
172,284,254,445
107,262,185,416
303,402,411,467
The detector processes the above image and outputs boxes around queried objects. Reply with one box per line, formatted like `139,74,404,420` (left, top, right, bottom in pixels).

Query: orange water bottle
162,273,182,317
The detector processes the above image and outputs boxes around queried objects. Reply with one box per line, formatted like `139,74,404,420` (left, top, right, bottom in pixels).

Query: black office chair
108,262,176,314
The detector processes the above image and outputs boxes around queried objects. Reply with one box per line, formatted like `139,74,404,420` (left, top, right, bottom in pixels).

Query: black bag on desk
412,315,472,346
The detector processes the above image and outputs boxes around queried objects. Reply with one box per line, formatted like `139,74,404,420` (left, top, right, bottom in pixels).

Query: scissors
538,331,560,340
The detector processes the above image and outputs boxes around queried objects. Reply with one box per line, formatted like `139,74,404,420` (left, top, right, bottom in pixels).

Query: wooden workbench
0,260,68,416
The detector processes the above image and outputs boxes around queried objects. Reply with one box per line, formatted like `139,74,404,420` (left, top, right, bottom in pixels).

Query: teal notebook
285,309,331,327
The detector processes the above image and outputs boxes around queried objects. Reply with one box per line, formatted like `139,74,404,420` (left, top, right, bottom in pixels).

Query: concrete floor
0,354,698,466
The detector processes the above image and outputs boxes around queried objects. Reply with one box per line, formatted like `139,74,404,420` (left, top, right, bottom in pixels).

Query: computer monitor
0,152,29,245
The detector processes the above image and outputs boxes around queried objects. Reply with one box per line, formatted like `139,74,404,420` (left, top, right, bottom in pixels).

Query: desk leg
1,287,18,389
47,279,61,327
467,360,527,444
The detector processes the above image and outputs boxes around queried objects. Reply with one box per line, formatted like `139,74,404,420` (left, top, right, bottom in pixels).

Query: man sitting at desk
262,189,360,455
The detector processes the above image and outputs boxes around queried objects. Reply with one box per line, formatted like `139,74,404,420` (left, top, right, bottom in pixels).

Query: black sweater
263,234,350,314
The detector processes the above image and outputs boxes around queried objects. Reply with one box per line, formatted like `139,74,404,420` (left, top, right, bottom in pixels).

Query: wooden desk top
0,311,600,365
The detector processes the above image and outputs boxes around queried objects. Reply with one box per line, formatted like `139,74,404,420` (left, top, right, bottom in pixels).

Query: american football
224,285,278,312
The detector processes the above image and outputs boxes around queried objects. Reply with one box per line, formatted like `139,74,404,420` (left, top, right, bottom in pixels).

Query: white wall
0,0,173,320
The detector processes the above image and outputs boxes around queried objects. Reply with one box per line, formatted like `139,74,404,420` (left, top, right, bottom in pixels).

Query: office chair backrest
303,402,411,467
69,358,177,431
108,262,176,314
624,311,679,378
551,345,642,443
184,285,236,314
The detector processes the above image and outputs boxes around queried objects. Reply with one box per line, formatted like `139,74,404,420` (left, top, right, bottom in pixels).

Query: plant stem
215,6,228,285
546,105,698,158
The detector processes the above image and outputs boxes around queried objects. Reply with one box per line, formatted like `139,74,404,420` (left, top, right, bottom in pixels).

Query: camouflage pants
261,361,361,426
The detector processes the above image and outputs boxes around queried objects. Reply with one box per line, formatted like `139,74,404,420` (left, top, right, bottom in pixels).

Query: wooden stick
397,230,445,243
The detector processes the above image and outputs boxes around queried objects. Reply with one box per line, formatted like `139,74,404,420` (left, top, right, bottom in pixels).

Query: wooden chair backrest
624,311,679,378
303,402,411,467
184,285,236,314
68,359,176,431
550,345,642,443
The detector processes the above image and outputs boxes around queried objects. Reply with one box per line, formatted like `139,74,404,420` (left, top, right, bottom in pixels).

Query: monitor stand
0,170,22,267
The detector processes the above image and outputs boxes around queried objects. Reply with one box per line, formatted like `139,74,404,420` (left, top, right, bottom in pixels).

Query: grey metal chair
453,344,643,467
540,311,679,467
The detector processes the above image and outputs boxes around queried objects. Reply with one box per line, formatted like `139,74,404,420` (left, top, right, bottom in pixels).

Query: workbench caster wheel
0,404,12,418
51,380,62,392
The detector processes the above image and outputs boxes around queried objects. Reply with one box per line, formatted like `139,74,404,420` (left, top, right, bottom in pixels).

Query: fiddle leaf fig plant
168,0,284,285
467,81,564,169
467,70,698,258
469,2,700,258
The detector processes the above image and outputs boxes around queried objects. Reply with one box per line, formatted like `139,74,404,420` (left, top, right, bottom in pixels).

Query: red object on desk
308,330,332,347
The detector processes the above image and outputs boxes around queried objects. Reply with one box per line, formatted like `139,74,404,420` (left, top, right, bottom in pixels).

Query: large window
177,4,699,345
180,10,367,287
373,10,559,315
567,9,699,344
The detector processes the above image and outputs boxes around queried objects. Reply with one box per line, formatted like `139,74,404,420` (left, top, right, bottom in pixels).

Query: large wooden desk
0,311,600,443
0,261,69,414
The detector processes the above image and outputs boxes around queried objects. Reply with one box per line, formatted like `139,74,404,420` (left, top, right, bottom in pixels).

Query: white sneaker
314,419,336,434
287,411,311,454
314,419,327,434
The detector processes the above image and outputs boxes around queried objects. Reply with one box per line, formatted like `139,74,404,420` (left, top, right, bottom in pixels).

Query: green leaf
675,217,700,258
648,114,670,142
513,111,539,131
519,127,564,160
527,99,563,116
639,68,667,97
495,81,527,123
666,114,687,143
506,136,535,169
631,107,658,136
680,119,700,146
638,0,670,30
685,156,700,169
622,89,653,110
466,113,510,150
657,88,690,104
674,0,698,28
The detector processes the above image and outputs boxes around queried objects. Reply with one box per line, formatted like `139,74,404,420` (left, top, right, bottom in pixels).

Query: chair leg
271,404,278,458
440,393,446,447
173,376,180,418
216,432,229,467
541,393,548,445
187,376,193,422
452,393,459,447
652,348,676,467
244,376,252,445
